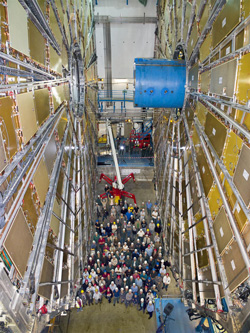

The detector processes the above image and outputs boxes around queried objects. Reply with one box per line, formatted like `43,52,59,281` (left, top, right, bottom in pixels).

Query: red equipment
129,129,151,149
99,173,137,204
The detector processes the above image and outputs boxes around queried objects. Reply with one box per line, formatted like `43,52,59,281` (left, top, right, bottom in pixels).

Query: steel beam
0,51,55,79
103,21,112,100
76,120,83,272
14,120,69,312
50,0,70,51
183,244,213,257
194,118,250,222
183,114,231,311
194,119,250,276
183,150,198,303
190,92,250,115
163,122,175,253
18,0,61,54
39,280,73,287
51,133,73,305
184,279,222,285
201,14,250,67
0,107,64,246
0,78,68,93
188,0,226,65
178,122,184,276
0,104,65,188
200,99,250,142
95,15,157,24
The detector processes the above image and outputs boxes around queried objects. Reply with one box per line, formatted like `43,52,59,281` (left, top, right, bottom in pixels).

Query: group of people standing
76,190,172,321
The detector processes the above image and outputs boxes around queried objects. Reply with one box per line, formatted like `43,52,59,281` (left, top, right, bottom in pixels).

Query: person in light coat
163,273,171,291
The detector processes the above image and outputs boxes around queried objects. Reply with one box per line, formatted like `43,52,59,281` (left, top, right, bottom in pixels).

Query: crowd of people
75,189,172,321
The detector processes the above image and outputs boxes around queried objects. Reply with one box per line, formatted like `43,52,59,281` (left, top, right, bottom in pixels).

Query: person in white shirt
110,281,117,293
90,269,97,279
159,265,166,277
151,209,158,222
112,222,118,235
140,209,146,222
115,265,122,275
163,273,171,291
137,229,145,240
93,289,102,304
122,242,129,252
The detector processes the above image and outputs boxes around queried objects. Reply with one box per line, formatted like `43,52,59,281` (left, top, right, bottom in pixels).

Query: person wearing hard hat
80,289,86,306
119,287,126,304
146,200,152,217
93,289,102,304
113,287,120,306
146,300,154,319
139,297,145,313
163,273,171,291
155,223,162,234
125,289,133,308
112,221,118,235
76,297,83,312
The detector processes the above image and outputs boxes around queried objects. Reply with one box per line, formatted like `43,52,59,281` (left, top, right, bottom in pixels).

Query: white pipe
106,120,124,190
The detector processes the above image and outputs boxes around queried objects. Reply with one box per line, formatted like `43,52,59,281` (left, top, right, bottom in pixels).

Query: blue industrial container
134,58,186,108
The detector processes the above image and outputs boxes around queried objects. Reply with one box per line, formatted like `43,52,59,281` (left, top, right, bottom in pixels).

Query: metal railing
98,89,134,102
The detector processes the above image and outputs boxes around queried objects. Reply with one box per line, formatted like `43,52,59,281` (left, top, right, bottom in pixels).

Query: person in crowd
75,194,172,318
120,287,126,304
146,200,152,217
155,223,162,234
76,297,83,312
113,287,120,306
125,289,133,308
93,289,102,304
147,300,154,319
139,297,146,313
163,273,171,291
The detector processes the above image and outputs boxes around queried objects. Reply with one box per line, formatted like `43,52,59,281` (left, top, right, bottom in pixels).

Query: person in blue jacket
113,287,120,306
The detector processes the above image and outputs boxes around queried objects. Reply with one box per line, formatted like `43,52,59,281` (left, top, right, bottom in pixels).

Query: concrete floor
58,174,180,333
61,298,157,333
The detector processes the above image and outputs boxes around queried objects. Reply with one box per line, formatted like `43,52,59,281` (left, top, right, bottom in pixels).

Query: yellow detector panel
200,70,210,94
222,130,242,177
196,146,213,196
34,88,50,126
208,184,222,219
200,33,212,63
4,208,33,277
204,112,227,158
33,158,50,207
196,101,208,127
28,20,45,65
50,199,61,236
16,92,38,145
0,129,7,173
52,85,65,110
242,0,250,20
0,96,17,159
222,241,248,292
213,207,233,255
236,52,250,105
229,193,247,231
212,0,241,48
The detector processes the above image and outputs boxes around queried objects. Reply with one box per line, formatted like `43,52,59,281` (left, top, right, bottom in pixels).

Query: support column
103,21,112,100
